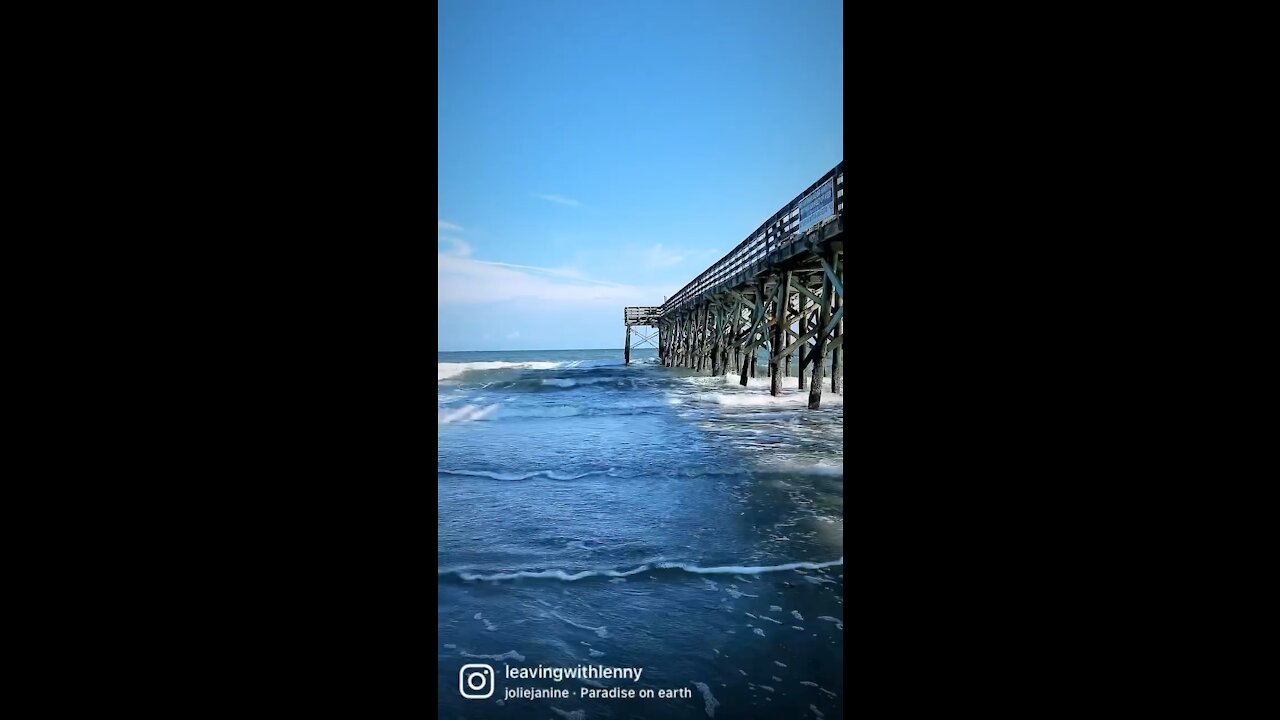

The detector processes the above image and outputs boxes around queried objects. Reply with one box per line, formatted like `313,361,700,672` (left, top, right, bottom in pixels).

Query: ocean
438,348,843,719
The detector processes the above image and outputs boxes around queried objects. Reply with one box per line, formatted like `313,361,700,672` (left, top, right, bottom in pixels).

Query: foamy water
438,348,843,719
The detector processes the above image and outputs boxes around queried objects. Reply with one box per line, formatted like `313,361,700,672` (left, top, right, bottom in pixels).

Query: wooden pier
625,161,844,409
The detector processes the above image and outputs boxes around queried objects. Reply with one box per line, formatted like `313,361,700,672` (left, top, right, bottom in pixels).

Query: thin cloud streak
532,193,582,207
440,237,472,256
478,259,622,287
644,243,686,268
439,220,463,231
438,253,673,306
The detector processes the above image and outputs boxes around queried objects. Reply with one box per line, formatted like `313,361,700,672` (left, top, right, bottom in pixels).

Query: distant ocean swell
438,358,637,381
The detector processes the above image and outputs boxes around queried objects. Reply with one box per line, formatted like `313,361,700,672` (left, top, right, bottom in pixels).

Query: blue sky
438,0,843,351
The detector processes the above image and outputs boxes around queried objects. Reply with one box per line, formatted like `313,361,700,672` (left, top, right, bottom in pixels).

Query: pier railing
624,307,662,326
660,161,844,315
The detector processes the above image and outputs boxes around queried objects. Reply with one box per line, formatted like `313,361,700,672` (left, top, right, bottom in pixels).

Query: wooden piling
710,306,721,376
798,308,809,390
771,272,789,396
696,303,706,368
624,327,631,365
831,254,843,395
682,313,691,368
809,254,834,409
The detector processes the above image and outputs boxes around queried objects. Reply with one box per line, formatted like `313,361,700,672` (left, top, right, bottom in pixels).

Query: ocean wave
438,466,737,480
438,557,844,583
440,468,617,481
705,392,844,407
438,404,502,423
438,358,624,381
754,459,844,477
438,398,673,424
538,376,624,388
438,361,560,380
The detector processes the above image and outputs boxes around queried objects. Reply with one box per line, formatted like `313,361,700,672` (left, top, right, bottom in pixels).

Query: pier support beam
809,252,835,409
682,313,691,368
798,305,810,390
694,306,703,372
624,327,631,365
770,272,789,396
710,305,721,376
831,254,843,394
751,280,764,379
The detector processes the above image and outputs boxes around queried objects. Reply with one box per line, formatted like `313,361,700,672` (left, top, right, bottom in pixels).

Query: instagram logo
459,663,495,699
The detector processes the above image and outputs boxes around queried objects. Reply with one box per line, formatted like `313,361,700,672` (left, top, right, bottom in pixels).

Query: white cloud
438,253,674,306
439,236,471,256
439,220,463,231
645,243,687,268
532,193,582,207
478,259,620,287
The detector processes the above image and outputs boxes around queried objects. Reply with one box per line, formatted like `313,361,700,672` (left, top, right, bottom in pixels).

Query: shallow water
439,348,844,719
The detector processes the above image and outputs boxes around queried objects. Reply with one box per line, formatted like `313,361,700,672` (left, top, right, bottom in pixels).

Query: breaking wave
439,468,619,481
438,558,844,583
438,358,624,381
438,398,673,424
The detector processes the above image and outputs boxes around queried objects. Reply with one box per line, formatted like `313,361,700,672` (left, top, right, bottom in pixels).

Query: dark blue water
439,349,843,719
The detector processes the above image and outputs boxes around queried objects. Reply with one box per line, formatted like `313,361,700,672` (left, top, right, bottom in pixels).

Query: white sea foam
448,565,652,582
461,649,525,662
439,397,672,424
441,468,616,481
438,361,561,380
662,559,843,575
692,682,720,717
791,610,804,621
753,628,766,637
550,611,608,638
438,404,502,424
708,391,844,407
440,558,844,582
541,376,615,387
756,459,844,477
438,358,623,382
